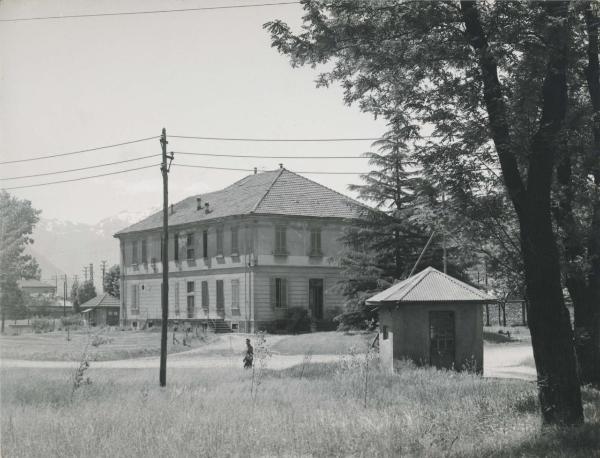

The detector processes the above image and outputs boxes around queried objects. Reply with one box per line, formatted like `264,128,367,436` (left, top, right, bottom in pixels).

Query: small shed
367,267,495,373
80,293,120,326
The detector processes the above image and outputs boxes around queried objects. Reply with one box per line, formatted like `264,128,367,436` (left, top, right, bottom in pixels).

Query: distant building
367,267,496,373
18,279,56,297
114,168,363,332
80,293,120,326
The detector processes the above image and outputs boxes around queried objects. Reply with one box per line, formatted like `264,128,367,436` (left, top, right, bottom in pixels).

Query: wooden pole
159,128,170,387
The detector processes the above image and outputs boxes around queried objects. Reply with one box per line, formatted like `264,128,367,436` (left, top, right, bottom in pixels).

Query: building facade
114,169,362,332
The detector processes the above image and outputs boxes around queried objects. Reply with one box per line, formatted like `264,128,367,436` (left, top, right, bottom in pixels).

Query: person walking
243,338,254,369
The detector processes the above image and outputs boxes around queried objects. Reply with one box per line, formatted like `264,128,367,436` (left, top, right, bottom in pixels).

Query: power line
173,151,369,159
0,1,300,22
175,163,365,175
0,136,158,165
170,135,382,142
2,164,160,190
0,154,160,181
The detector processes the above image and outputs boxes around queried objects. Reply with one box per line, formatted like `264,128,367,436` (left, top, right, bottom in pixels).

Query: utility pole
63,275,67,317
89,263,94,286
159,128,174,387
100,260,107,292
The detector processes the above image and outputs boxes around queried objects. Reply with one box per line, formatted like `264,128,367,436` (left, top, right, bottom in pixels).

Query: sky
0,0,387,225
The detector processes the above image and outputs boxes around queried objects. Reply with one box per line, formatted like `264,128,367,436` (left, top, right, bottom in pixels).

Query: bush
60,315,83,328
31,318,54,333
286,307,312,333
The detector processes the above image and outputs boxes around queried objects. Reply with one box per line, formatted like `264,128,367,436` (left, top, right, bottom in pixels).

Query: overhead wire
173,151,369,159
0,136,159,165
169,135,382,142
1,164,160,190
0,154,160,181
0,1,300,22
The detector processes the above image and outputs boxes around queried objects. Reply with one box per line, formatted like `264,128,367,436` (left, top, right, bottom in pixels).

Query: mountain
30,209,156,283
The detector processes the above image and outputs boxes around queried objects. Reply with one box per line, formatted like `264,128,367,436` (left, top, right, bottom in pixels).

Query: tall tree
0,191,41,332
266,0,584,424
103,265,120,299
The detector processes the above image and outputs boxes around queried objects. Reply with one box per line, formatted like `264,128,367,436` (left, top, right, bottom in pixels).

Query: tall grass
1,362,599,457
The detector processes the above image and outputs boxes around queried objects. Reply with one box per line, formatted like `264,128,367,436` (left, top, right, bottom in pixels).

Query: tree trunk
1,311,5,334
520,200,583,424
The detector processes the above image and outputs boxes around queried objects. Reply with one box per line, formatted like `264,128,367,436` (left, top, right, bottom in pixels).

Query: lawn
270,330,376,355
0,328,217,361
1,360,599,457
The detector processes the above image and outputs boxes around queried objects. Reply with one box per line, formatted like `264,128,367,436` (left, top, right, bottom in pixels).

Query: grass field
0,328,217,361
1,359,599,457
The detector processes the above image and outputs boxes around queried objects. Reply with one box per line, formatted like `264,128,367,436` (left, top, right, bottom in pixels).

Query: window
130,285,139,313
270,277,288,308
275,225,287,254
201,281,209,309
231,226,239,254
187,281,195,293
132,241,138,265
187,295,195,318
310,228,322,255
216,280,224,309
231,279,240,314
173,232,179,262
186,233,195,260
216,227,224,256
141,239,147,263
202,230,208,258
174,282,180,316
202,281,209,309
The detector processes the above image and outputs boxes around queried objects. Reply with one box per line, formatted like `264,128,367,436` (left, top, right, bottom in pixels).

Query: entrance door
309,279,324,320
429,311,455,369
107,309,120,326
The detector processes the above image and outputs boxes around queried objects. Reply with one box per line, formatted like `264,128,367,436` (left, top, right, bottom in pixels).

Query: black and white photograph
1,0,599,456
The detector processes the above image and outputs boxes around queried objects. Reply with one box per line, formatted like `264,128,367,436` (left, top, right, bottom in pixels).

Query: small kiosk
367,267,495,373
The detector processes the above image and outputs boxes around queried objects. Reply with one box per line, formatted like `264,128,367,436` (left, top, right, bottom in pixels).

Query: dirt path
0,336,536,380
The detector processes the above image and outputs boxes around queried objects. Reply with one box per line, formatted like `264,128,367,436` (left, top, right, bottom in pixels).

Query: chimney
279,163,284,169
253,167,257,175
170,204,174,215
196,197,202,210
205,202,210,214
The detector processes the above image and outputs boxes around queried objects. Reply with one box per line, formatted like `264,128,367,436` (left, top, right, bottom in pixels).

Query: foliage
30,318,54,333
0,191,41,331
60,315,83,328
103,265,120,299
71,281,96,313
265,0,593,422
285,307,311,333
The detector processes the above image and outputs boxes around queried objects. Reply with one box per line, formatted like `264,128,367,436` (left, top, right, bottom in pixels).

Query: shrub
286,307,311,333
60,315,83,328
31,318,54,333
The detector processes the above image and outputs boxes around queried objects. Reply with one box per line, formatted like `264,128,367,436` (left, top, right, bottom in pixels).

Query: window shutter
282,228,287,252
270,277,276,308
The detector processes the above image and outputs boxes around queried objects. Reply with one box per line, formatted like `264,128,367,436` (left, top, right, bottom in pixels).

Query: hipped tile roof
79,293,120,309
115,169,363,235
367,267,496,305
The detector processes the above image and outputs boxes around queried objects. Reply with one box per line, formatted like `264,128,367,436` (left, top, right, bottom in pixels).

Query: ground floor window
231,279,240,315
216,280,224,310
271,277,288,308
187,295,195,318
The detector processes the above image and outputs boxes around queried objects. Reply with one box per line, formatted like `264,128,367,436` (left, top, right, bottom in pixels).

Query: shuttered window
231,226,239,254
202,230,208,258
173,232,179,261
132,241,138,265
201,281,209,309
310,228,322,255
270,277,288,308
275,226,287,254
231,279,240,314
186,233,195,260
174,282,180,316
216,280,224,309
216,227,224,256
141,239,147,263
